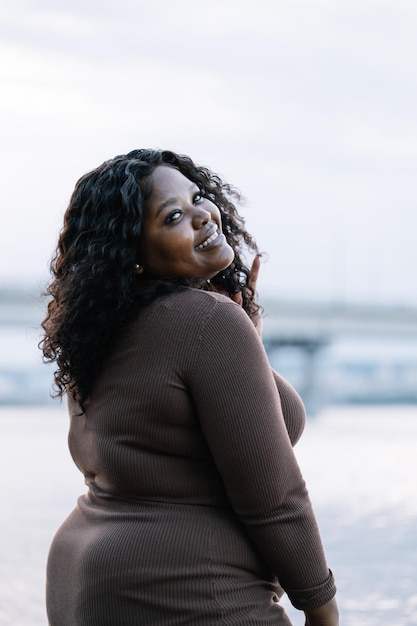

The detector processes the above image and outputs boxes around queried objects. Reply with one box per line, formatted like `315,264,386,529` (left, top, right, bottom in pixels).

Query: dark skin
140,166,234,280
231,252,263,336
304,598,339,625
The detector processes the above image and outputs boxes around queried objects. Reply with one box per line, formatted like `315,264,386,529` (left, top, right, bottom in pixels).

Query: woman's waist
85,481,231,512
70,491,279,590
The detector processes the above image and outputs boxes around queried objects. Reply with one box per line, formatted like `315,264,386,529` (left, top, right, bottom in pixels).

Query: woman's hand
231,254,263,339
304,598,339,626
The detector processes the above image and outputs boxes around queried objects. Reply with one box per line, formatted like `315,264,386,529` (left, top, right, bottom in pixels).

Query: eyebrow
155,183,199,217
155,197,178,218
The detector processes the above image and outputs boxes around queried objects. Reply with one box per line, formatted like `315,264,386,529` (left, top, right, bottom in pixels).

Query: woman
41,149,338,625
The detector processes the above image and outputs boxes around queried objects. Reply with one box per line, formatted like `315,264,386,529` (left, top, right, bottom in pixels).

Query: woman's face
140,165,234,280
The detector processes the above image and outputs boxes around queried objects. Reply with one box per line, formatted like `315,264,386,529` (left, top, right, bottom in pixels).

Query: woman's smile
140,166,234,280
194,225,221,250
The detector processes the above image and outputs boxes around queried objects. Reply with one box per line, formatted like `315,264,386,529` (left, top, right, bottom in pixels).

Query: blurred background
1,0,417,408
1,1,416,625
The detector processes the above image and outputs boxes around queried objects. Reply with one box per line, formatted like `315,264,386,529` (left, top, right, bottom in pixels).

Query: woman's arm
189,297,337,614
305,597,339,625
233,256,306,445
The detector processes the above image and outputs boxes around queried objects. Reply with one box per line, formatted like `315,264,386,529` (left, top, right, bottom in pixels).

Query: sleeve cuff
286,569,336,611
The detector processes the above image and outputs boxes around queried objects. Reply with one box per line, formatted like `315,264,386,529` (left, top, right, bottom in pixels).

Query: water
0,404,416,625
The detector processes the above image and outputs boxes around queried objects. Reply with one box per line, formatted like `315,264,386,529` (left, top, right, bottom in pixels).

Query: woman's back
48,288,306,625
68,288,235,506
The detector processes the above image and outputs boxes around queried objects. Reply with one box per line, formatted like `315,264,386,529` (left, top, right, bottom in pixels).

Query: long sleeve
188,298,335,610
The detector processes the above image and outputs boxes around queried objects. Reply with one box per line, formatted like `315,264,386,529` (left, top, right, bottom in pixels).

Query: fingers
249,254,261,292
231,254,262,309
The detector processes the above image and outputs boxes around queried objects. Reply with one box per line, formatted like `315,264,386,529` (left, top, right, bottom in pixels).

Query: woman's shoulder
160,286,238,313
152,286,250,331
128,288,252,345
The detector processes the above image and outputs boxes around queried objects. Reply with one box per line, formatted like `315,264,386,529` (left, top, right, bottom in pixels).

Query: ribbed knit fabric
46,287,336,625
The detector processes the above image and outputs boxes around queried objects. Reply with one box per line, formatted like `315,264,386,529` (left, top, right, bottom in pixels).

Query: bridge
261,297,417,344
260,297,417,413
2,289,417,335
0,289,47,326
1,289,417,410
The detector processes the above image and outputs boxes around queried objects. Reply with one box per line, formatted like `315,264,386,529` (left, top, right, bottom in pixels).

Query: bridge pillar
299,342,325,416
264,338,327,416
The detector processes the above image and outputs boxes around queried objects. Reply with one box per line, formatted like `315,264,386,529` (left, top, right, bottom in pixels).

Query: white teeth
195,229,218,250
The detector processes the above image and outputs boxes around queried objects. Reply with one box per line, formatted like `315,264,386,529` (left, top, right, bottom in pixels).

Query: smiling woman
41,149,261,404
139,166,234,280
40,148,338,626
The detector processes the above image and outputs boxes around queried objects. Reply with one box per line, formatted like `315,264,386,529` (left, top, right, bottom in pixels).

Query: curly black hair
40,149,260,405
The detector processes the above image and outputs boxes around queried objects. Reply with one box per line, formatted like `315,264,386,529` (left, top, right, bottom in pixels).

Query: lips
195,226,219,250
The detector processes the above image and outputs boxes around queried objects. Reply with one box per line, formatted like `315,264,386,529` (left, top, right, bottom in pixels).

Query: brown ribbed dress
46,288,336,625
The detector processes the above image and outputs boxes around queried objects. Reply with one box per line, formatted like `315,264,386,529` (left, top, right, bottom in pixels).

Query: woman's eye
193,189,206,203
165,209,182,224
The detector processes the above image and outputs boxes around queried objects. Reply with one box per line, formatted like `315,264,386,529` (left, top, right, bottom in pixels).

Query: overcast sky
1,0,417,305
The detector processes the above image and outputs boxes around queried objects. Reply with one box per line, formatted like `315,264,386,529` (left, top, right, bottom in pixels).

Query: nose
192,206,211,228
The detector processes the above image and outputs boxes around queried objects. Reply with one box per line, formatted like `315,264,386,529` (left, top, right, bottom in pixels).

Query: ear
134,263,144,275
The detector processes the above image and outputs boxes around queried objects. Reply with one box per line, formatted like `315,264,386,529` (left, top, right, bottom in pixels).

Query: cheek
152,231,195,265
166,230,194,254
